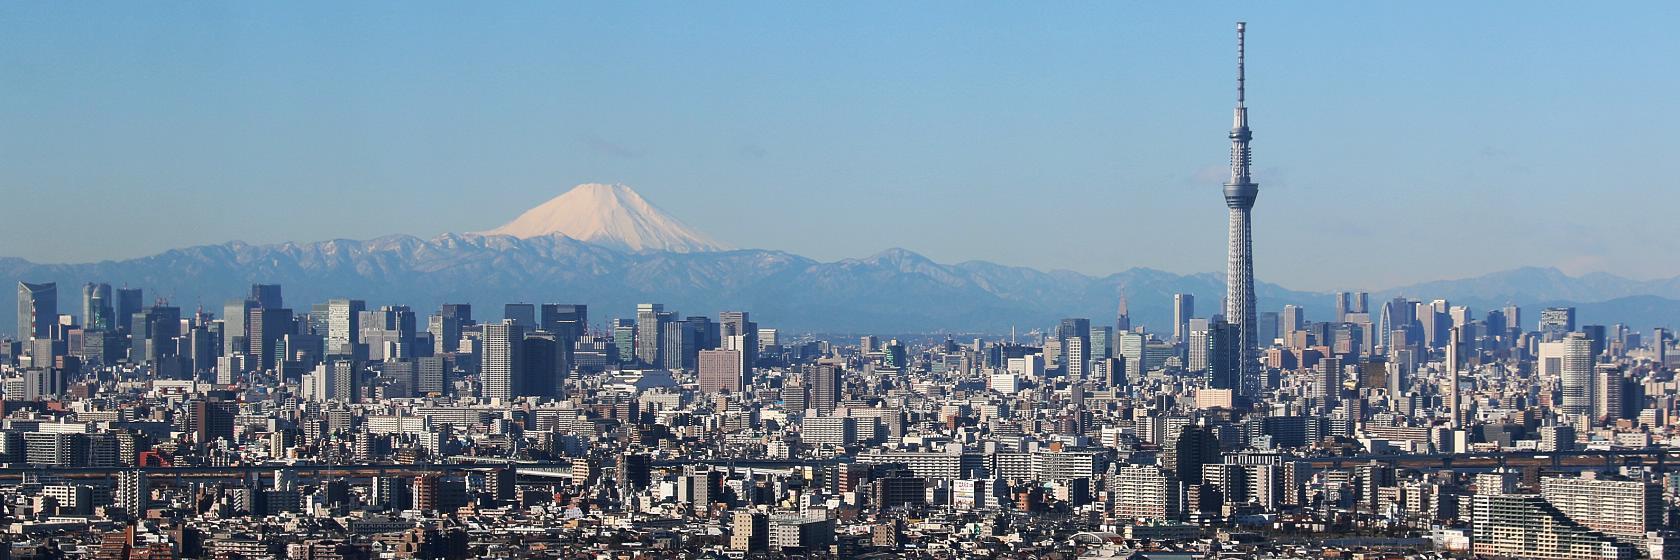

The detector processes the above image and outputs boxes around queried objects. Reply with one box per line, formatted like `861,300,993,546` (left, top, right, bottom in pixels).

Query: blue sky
2,2,1676,291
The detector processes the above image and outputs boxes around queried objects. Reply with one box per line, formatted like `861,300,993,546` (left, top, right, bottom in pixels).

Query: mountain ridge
3,232,1677,335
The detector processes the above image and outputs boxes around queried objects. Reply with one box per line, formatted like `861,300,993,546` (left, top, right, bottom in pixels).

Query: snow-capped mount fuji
477,183,728,253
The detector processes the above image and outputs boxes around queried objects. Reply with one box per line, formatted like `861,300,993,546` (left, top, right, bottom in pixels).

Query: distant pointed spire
1116,292,1132,332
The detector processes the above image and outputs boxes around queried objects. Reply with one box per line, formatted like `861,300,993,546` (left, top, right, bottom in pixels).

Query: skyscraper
325,298,365,356
521,330,566,398
248,306,292,370
1559,332,1595,417
1445,326,1463,428
1540,307,1577,341
1187,318,1211,374
249,283,283,310
1221,22,1260,397
1205,318,1241,391
539,303,588,364
439,303,473,326
114,287,142,335
1057,318,1091,380
1280,304,1304,334
81,283,111,331
481,320,524,401
359,305,416,361
718,311,757,383
427,312,461,354
698,348,744,393
223,298,256,358
16,282,56,341
807,364,842,414
1114,294,1132,333
635,304,671,367
1172,293,1194,343
503,303,536,328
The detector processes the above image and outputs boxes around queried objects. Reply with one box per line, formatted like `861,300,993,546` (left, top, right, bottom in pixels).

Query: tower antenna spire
1236,21,1246,106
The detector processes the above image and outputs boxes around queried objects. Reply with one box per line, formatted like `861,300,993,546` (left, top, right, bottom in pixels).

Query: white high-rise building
481,320,524,401
1559,333,1595,417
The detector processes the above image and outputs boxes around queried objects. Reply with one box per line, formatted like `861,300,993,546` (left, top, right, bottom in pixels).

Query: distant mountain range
3,184,1676,335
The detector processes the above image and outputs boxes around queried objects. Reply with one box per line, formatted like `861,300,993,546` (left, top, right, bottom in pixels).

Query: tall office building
1220,22,1261,397
309,359,359,403
1204,318,1241,391
135,304,182,364
503,303,536,328
249,284,282,310
1559,332,1595,417
1445,327,1464,428
325,299,365,356
540,303,588,364
540,304,588,335
1449,305,1473,329
1115,295,1132,333
1580,324,1607,358
481,320,525,401
1057,318,1091,379
1280,305,1304,336
1257,311,1279,346
521,331,565,398
718,311,757,383
611,319,637,365
416,356,447,396
427,312,461,354
807,364,842,414
16,282,56,341
1415,300,1446,349
439,303,472,325
248,307,292,370
698,349,744,393
1088,325,1112,361
1116,331,1147,378
1334,292,1350,323
1187,318,1212,373
223,299,255,358
114,288,142,335
1172,294,1194,343
1540,307,1576,342
662,318,704,371
359,305,416,361
81,283,112,331
635,304,672,367
1595,365,1641,424
1378,297,1414,351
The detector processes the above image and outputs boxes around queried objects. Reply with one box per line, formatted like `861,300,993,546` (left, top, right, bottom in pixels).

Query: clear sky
3,2,1676,292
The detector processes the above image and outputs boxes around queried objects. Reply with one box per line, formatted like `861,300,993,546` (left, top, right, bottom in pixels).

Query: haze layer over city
3,4,1680,560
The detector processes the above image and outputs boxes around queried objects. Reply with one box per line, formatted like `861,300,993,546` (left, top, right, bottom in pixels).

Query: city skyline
4,9,1680,559
4,3,1680,290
